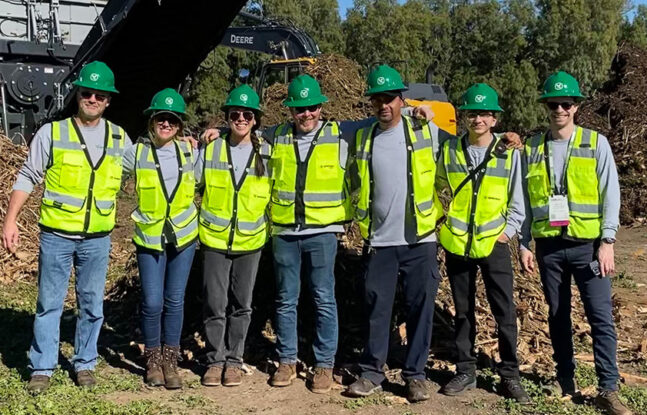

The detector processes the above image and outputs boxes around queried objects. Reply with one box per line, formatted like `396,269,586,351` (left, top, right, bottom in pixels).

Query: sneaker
441,373,476,396
309,367,333,394
27,375,50,394
202,366,223,387
595,390,633,415
346,377,382,397
222,366,243,387
501,377,531,404
270,363,296,387
75,370,97,388
406,378,431,402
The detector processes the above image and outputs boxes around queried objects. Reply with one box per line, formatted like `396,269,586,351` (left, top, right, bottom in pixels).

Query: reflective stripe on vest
40,117,125,235
269,121,350,228
132,140,198,251
438,134,513,258
354,116,442,241
525,126,601,240
199,135,272,253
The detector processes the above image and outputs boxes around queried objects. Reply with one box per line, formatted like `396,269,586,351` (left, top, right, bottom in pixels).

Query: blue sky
337,0,647,20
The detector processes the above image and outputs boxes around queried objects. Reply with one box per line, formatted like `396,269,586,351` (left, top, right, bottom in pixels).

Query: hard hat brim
458,103,504,112
145,109,185,120
283,95,329,108
221,104,264,115
538,91,586,102
73,80,119,94
365,85,408,96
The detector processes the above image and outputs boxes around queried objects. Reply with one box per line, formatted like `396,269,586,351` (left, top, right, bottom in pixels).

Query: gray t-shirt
520,130,621,249
13,118,132,240
230,140,254,185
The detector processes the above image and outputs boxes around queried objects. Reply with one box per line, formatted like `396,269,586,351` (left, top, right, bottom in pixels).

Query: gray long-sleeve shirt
520,129,620,249
435,134,525,240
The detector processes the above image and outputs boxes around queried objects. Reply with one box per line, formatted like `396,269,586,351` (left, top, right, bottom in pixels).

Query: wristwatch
601,237,616,244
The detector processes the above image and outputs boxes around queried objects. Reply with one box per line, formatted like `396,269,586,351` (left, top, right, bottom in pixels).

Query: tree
622,5,647,48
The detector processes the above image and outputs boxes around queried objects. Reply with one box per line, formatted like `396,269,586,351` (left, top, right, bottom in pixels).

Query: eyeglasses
228,110,255,122
546,102,575,111
155,114,180,126
79,90,108,102
466,111,495,119
370,94,399,106
294,105,321,115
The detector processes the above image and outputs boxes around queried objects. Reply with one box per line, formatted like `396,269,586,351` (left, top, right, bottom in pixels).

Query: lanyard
544,130,576,195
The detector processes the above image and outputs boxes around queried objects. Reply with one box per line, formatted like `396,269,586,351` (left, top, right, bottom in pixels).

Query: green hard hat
72,61,119,93
539,71,586,102
459,83,503,112
144,88,186,117
365,64,407,96
222,84,262,112
283,74,328,107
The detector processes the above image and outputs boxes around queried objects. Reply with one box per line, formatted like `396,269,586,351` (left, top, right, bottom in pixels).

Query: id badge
549,195,570,227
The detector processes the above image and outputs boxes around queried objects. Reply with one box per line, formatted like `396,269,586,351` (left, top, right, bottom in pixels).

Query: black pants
203,249,262,367
536,238,619,391
359,242,440,384
445,242,519,378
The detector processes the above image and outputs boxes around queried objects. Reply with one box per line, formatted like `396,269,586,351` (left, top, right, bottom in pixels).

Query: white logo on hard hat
554,82,565,90
377,76,386,85
165,97,174,106
300,88,309,98
89,73,100,82
475,94,486,103
240,94,248,103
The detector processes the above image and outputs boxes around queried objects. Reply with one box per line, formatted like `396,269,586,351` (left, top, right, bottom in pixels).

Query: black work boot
162,345,182,389
557,376,580,397
406,378,431,402
501,377,531,404
595,390,633,415
346,377,382,397
27,375,50,395
144,346,164,386
441,373,476,396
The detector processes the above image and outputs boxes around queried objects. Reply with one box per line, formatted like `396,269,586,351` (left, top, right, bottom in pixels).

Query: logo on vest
240,94,248,103
89,73,100,82
165,97,174,106
300,88,309,98
554,82,565,91
377,76,386,85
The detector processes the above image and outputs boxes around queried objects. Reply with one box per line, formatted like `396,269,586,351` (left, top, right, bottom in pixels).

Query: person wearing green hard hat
198,84,272,388
2,60,131,393
119,87,199,389
520,72,629,415
435,83,529,404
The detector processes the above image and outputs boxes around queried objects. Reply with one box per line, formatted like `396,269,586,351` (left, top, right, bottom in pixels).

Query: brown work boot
595,390,633,415
27,375,50,394
202,366,223,387
222,366,243,387
144,346,164,386
162,345,182,389
309,367,333,394
75,370,97,387
270,363,297,387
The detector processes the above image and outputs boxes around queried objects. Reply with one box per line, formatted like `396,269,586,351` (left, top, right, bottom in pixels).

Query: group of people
0,59,631,415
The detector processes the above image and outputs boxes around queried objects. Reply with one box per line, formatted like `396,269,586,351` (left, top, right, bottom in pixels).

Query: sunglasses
79,90,108,102
294,105,321,115
228,110,255,122
546,102,575,111
154,114,180,126
369,94,400,106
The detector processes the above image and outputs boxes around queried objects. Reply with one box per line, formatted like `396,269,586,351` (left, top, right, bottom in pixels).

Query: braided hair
249,112,265,176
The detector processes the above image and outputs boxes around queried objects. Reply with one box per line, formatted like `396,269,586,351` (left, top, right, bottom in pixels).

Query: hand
200,128,220,144
520,249,535,275
2,219,19,253
178,135,199,149
497,233,510,243
501,132,523,150
597,242,615,277
412,105,435,121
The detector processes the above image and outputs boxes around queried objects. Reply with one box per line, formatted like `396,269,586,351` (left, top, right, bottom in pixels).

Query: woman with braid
198,85,272,387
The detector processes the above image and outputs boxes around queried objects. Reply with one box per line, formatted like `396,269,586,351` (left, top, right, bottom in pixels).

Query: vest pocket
138,186,159,214
199,208,231,232
236,214,267,236
42,194,86,213
525,169,549,202
94,198,116,216
60,152,86,187
205,183,230,212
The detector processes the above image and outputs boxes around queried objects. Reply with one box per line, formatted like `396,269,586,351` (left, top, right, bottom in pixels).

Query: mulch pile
579,45,647,225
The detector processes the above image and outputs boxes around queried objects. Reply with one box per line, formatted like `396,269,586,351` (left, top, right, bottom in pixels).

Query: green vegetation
613,271,638,290
342,393,393,410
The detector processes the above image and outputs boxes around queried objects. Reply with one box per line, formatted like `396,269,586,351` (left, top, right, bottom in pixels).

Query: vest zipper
293,122,327,229
225,136,256,253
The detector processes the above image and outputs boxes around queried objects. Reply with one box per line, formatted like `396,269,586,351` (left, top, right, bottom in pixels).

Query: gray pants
203,249,262,367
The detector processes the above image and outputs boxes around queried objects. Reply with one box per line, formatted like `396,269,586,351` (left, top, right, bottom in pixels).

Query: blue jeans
137,242,196,348
536,238,619,391
29,231,111,376
273,233,338,367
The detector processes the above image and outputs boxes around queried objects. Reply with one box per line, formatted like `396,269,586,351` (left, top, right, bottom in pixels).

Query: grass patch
613,271,637,290
343,393,392,411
